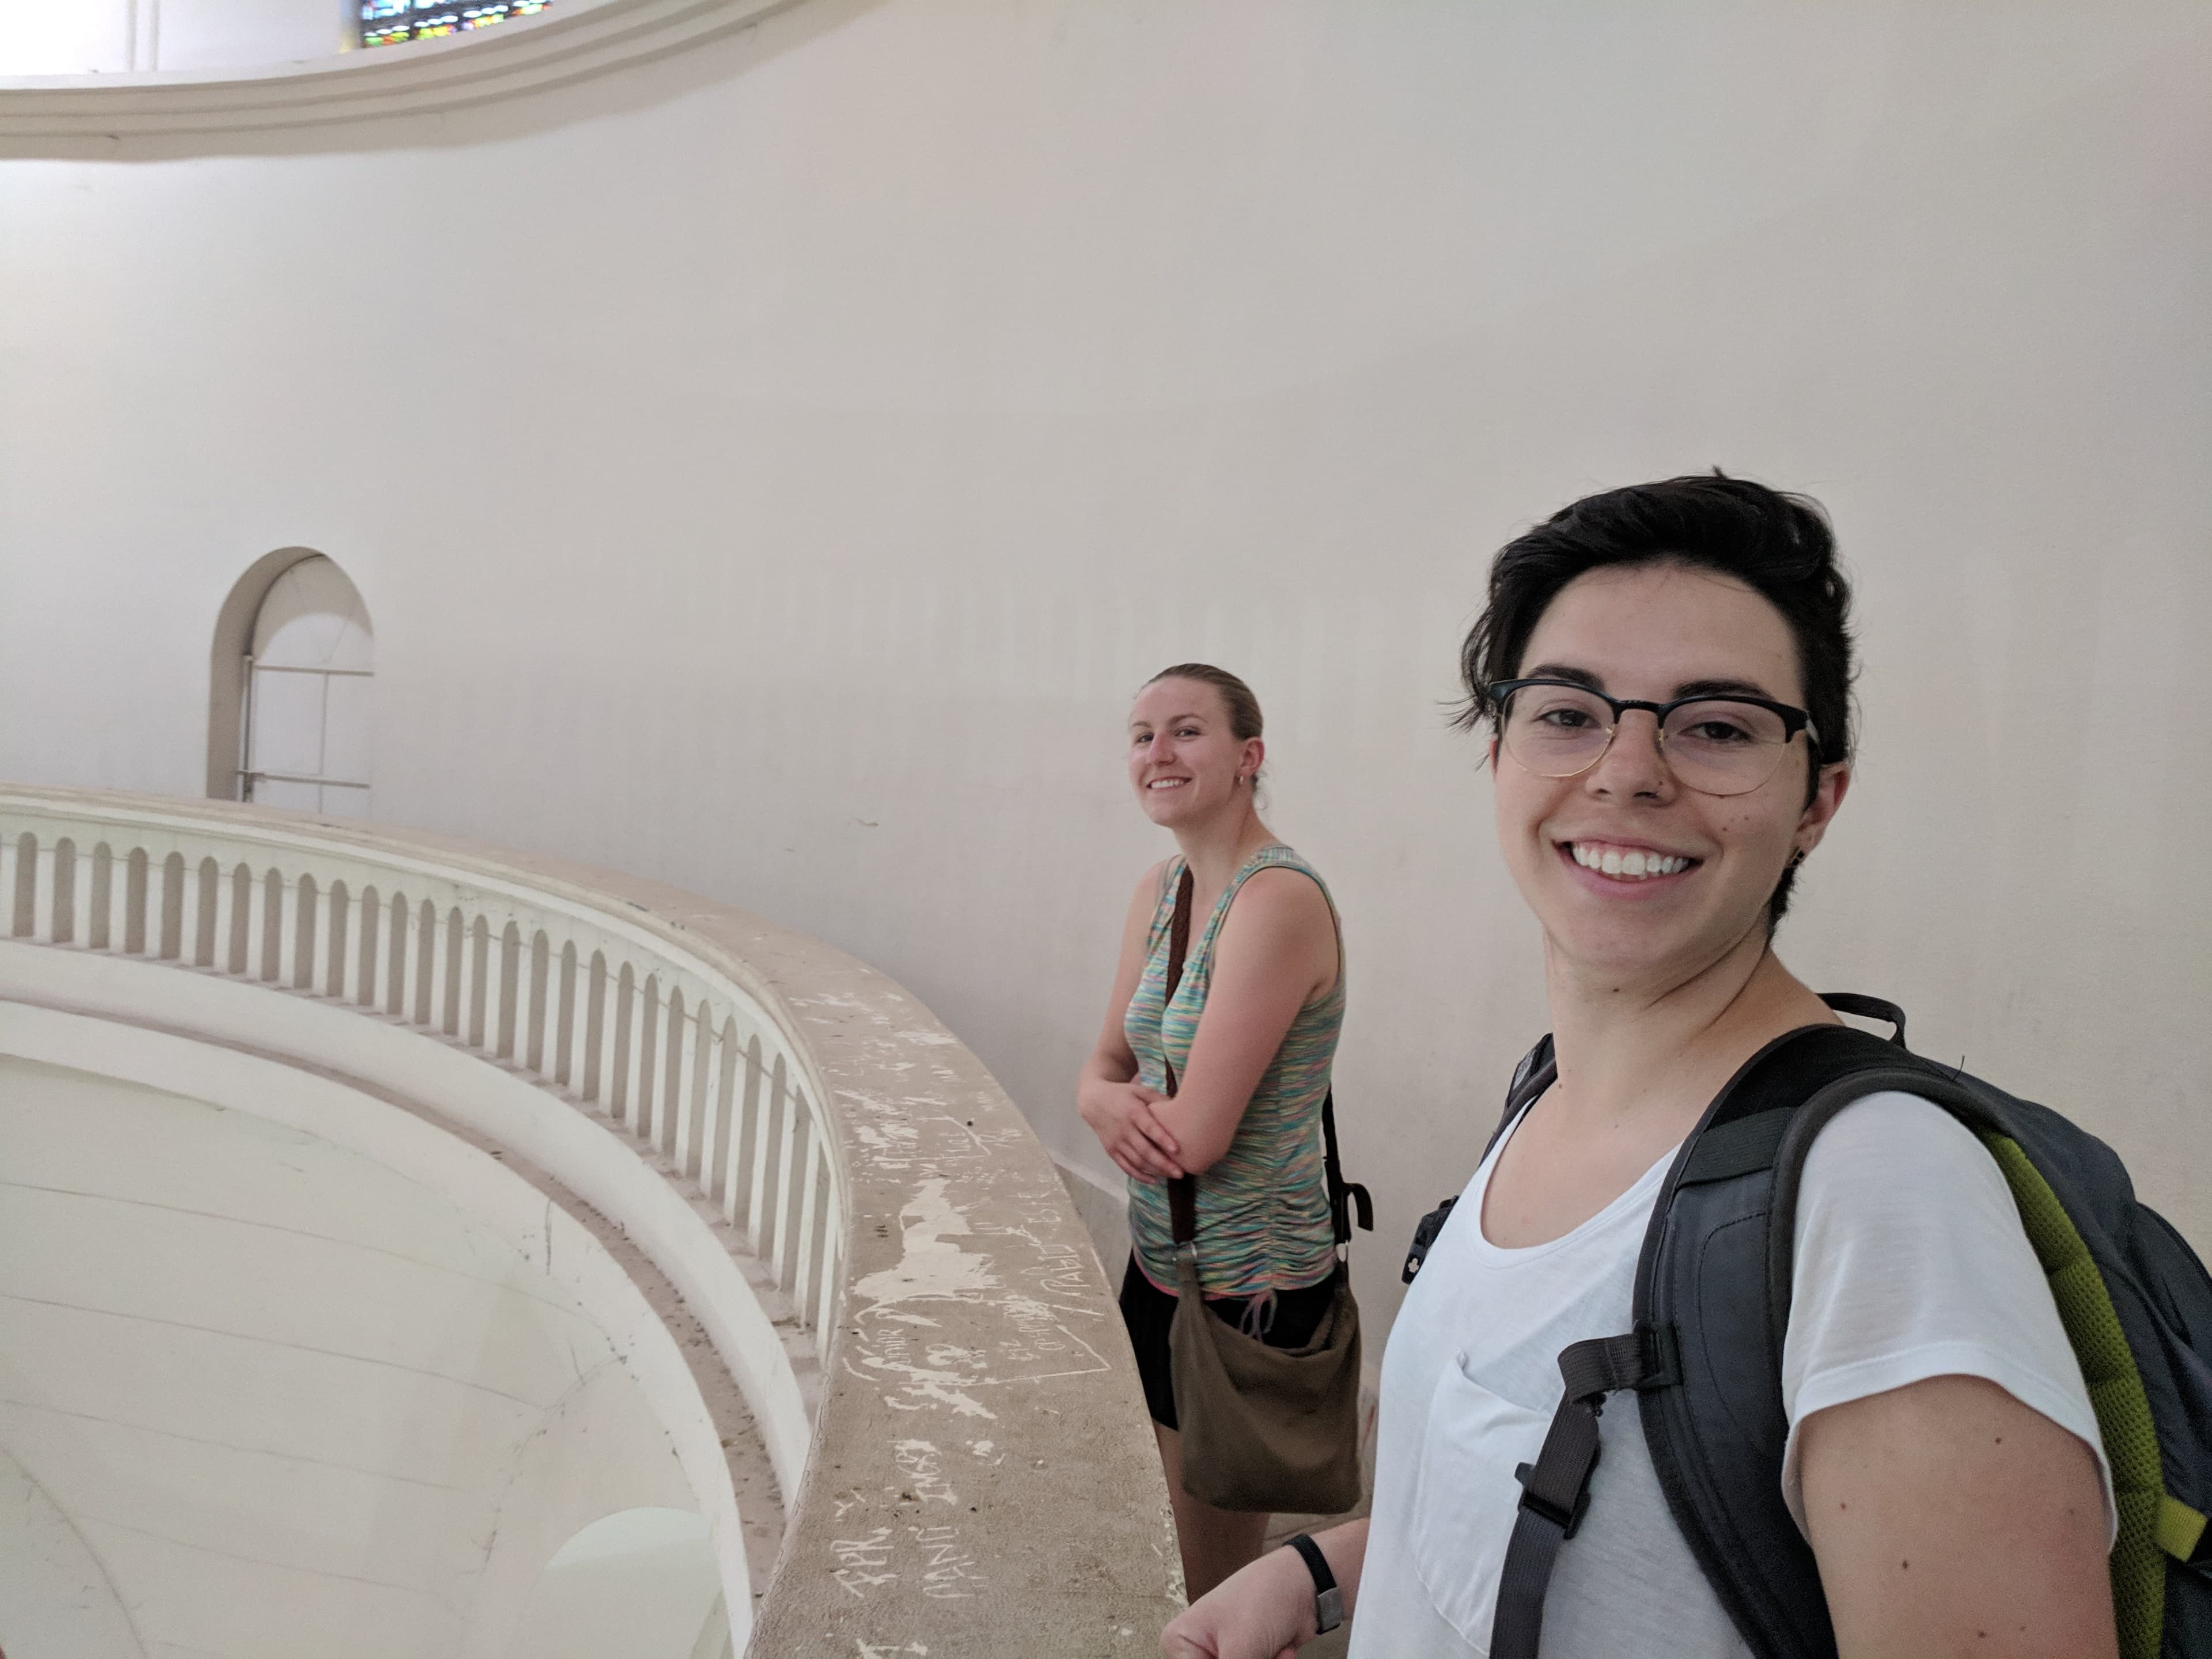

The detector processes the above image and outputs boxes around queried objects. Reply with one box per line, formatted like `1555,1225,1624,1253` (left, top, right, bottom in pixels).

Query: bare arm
1077,863,1186,1182
1162,1517,1368,1658
1802,1374,2115,1659
1152,866,1338,1175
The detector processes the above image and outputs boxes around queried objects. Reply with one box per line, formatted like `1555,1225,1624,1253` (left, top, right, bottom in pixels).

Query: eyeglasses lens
1502,688,1793,797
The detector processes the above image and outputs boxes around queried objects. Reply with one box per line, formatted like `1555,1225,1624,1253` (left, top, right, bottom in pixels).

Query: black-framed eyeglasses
1487,678,1820,798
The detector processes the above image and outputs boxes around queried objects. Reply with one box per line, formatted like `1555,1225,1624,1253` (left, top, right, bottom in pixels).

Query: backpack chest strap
1492,1324,1679,1659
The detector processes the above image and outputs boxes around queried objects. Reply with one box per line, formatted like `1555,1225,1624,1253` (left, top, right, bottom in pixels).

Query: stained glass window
361,0,551,50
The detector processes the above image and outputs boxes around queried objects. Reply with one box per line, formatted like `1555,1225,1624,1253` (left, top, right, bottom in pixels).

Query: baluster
481,921,503,1054
585,952,615,1106
63,842,90,946
358,889,385,1009
483,920,510,1055
279,875,305,987
414,900,437,1024
0,834,20,937
213,862,243,971
525,931,550,1074
771,1068,801,1291
347,886,374,999
169,858,195,960
658,991,682,1157
729,1035,763,1229
747,1049,779,1256
700,1014,733,1198
85,844,108,949
446,910,469,1035
677,999,703,1168
632,976,661,1141
555,942,581,1088
422,907,450,1034
659,995,685,1159
607,962,635,1118
502,923,525,1059
103,846,128,953
384,892,414,1017
124,849,149,955
795,1104,824,1320
86,844,111,950
30,838,58,943
243,866,270,980
815,1198,840,1360
325,881,351,998
457,918,484,1046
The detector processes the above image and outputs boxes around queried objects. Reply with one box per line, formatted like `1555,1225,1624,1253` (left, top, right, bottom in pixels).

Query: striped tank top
1124,844,1345,1301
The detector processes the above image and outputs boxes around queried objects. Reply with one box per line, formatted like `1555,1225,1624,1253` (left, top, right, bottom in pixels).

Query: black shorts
1117,1253,1338,1432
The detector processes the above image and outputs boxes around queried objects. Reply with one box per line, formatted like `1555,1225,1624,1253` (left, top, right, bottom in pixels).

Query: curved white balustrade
0,792,843,1361
0,785,1177,1655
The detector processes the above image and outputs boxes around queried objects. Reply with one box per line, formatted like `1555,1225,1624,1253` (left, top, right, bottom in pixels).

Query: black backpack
1400,994,2212,1659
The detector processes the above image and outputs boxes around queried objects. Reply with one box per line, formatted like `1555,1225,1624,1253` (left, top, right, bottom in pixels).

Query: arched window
360,0,553,50
207,551,374,815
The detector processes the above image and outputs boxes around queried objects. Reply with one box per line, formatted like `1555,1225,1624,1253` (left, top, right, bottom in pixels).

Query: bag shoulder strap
1321,1089,1372,1245
1161,864,1372,1253
1163,866,1198,1248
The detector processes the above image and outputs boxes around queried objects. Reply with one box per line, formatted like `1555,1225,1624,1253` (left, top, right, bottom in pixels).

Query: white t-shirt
1349,1091,2114,1658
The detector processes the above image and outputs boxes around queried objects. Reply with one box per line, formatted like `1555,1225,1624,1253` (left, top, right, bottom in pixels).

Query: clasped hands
1078,1078,1186,1181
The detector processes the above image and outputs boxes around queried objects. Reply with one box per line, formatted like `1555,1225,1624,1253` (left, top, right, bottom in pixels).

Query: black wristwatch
1284,1532,1343,1635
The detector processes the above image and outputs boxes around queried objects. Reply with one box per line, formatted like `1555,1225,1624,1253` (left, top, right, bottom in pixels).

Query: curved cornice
0,0,803,139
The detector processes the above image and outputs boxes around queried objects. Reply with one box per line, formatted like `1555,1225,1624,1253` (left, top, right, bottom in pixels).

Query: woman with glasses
1163,476,2115,1658
1079,663,1349,1602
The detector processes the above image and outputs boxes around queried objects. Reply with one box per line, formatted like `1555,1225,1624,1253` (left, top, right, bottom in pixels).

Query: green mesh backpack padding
1980,1132,2166,1657
1453,998,2212,1659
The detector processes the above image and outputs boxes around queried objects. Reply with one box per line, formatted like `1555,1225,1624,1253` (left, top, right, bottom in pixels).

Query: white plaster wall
1,0,2207,1355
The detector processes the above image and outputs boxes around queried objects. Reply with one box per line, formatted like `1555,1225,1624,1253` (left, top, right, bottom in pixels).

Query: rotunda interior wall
1,0,2206,1353
0,1052,700,1658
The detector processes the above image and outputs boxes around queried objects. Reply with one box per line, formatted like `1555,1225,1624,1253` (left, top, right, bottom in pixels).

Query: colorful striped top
1124,844,1346,1301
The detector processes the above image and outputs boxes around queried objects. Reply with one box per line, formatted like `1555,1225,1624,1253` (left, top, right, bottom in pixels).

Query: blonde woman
1080,664,1348,1600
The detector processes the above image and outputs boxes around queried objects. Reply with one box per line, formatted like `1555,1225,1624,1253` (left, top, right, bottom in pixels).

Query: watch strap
1284,1532,1343,1635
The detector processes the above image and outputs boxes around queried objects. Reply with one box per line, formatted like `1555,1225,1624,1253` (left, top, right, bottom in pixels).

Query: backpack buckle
1514,1460,1593,1539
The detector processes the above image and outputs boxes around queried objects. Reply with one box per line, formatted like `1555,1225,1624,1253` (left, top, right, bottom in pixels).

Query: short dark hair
1456,472,1855,925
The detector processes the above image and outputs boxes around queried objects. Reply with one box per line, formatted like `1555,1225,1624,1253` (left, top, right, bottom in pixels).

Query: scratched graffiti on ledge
844,1173,1110,1419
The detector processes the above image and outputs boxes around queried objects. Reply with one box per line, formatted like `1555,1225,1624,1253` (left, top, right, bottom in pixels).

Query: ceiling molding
0,0,804,139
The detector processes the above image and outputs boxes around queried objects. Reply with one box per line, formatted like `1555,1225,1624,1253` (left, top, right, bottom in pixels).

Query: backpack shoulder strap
1485,1034,1558,1162
1490,1002,1945,1659
1627,1020,1954,1659
1403,1035,1556,1285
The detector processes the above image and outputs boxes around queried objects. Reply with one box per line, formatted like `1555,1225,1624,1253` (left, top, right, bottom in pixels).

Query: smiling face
1492,562,1849,990
1128,677,1262,829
